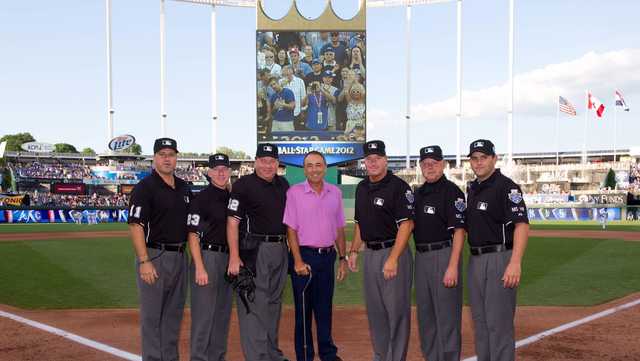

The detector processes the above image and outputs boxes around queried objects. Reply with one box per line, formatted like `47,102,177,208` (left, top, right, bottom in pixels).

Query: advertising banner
0,209,129,224
527,207,621,221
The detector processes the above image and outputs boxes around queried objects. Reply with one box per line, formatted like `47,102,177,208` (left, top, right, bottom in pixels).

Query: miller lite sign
108,134,136,152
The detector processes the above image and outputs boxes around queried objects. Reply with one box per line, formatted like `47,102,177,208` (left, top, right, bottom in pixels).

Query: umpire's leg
363,248,390,361
485,251,517,361
381,247,412,361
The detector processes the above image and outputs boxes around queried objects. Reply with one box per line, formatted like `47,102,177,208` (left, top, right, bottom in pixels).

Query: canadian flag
588,92,605,117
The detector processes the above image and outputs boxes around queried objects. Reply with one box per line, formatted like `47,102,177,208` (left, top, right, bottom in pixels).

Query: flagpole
613,95,618,162
556,96,560,166
582,90,588,164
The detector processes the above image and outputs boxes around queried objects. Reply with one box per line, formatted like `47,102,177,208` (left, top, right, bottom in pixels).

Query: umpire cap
256,143,278,159
467,139,496,157
420,145,443,161
363,140,386,157
209,153,230,168
153,138,178,154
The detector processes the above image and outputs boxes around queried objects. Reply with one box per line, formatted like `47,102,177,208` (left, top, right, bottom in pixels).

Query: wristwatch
339,255,347,261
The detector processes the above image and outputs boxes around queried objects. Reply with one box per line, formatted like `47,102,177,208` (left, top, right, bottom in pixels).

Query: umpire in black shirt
128,138,192,361
347,140,414,361
466,139,529,361
188,153,233,361
227,143,290,361
413,145,465,361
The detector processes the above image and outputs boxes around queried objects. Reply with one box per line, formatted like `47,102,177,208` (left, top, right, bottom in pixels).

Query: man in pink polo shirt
283,151,347,361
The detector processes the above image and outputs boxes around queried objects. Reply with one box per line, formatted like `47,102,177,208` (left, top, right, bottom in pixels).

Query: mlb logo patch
374,197,384,207
264,145,273,152
477,202,488,211
474,141,484,147
184,196,190,204
424,205,436,214
216,155,224,160
426,147,433,153
369,143,378,149
163,140,172,146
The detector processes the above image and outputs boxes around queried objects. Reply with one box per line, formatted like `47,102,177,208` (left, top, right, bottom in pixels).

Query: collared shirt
283,180,346,248
128,170,192,244
283,76,306,116
187,184,229,246
227,173,290,235
354,171,414,242
466,168,529,247
413,175,466,244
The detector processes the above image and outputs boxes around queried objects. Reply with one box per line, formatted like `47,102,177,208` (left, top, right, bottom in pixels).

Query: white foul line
0,310,141,361
463,297,640,361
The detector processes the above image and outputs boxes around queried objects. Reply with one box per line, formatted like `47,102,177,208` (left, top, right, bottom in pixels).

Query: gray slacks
363,247,413,361
190,250,233,361
415,247,462,361
468,250,517,361
136,247,187,361
238,242,288,361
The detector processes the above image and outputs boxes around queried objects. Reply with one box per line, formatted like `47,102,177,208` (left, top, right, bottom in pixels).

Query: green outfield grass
530,220,640,232
1,222,640,309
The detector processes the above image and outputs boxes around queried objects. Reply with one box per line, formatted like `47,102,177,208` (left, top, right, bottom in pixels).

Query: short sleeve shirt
227,173,290,235
127,170,192,244
354,171,414,242
186,185,229,245
466,169,529,247
413,175,466,244
270,88,295,122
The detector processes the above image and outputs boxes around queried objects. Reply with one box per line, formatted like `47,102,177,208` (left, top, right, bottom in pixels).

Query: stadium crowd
11,162,91,180
27,192,129,208
256,31,366,141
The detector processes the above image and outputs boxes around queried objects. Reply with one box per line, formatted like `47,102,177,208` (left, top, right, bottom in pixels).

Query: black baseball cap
153,138,178,153
363,140,386,157
209,153,230,168
256,143,279,159
420,145,443,161
468,139,496,157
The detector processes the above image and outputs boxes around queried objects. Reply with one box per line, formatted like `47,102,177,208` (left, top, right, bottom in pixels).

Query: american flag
559,96,577,116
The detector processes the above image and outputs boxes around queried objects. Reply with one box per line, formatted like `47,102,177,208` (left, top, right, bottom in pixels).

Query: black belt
416,240,452,253
470,243,513,256
250,234,286,243
147,242,185,253
201,243,229,253
366,240,395,250
300,245,335,254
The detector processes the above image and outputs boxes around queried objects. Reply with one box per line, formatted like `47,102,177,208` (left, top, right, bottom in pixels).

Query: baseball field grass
1,222,639,309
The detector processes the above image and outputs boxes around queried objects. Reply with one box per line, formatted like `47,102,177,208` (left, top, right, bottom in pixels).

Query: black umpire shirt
227,173,289,235
355,171,414,243
128,170,192,244
413,175,466,244
187,185,229,245
466,169,529,248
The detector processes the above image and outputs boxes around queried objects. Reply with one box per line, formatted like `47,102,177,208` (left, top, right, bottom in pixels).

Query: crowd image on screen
257,31,366,142
11,162,92,180
26,192,130,208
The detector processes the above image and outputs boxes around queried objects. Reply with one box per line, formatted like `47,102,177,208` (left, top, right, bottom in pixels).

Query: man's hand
502,262,521,288
337,259,347,281
227,255,244,276
383,257,398,280
347,252,358,272
442,265,458,288
294,260,310,276
195,266,209,286
139,262,158,285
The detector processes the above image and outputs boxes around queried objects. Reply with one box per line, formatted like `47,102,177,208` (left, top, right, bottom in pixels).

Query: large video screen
256,31,366,166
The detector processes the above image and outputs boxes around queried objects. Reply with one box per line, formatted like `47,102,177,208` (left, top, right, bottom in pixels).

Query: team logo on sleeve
424,205,436,214
454,198,466,212
405,190,414,204
477,202,488,211
184,196,190,204
374,197,384,207
508,189,523,204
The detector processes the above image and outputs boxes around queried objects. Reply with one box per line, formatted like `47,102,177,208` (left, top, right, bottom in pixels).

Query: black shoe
334,357,343,361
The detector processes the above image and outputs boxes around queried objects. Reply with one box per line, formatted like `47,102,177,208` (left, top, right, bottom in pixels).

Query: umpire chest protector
128,170,192,244
413,175,466,244
466,169,528,248
355,171,414,243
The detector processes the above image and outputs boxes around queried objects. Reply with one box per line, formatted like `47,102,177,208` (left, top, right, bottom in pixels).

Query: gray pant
238,242,288,361
363,247,413,361
468,250,517,361
190,250,233,361
415,247,462,361
136,247,187,361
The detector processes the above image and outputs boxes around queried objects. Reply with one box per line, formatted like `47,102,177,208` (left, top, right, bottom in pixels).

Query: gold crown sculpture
257,0,365,31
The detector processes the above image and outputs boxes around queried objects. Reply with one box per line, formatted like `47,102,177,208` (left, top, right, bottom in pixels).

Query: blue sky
1,0,638,156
